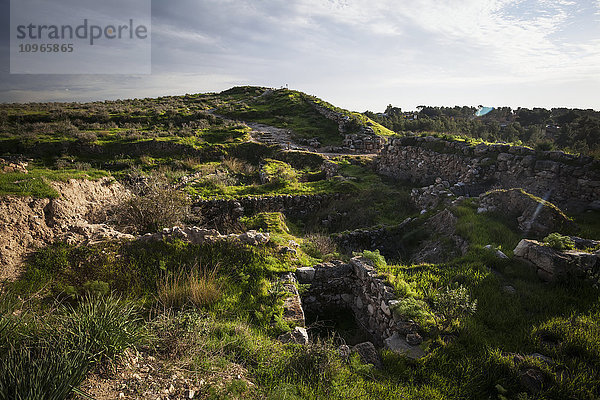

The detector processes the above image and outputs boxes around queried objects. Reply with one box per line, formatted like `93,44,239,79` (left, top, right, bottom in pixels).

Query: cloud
1,0,599,109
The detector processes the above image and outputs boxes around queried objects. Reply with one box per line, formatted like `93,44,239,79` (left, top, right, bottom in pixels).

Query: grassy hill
1,88,600,400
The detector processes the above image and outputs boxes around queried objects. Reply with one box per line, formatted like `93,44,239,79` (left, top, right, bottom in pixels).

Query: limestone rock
296,267,316,283
278,327,309,345
238,230,270,245
384,332,425,359
351,342,383,369
478,189,575,237
513,239,599,281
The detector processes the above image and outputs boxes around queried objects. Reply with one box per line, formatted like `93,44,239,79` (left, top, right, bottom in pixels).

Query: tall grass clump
0,342,89,400
58,294,143,364
157,266,222,310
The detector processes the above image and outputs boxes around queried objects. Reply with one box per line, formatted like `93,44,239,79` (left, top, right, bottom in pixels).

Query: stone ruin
278,257,426,361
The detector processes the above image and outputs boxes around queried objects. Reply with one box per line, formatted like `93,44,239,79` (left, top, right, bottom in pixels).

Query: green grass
217,88,344,145
0,168,110,198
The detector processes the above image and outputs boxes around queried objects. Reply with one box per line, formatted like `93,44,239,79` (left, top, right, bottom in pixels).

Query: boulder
384,332,425,359
513,239,599,281
351,342,383,369
478,189,575,237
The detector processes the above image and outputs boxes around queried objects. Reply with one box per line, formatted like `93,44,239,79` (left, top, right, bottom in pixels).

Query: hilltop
0,87,600,400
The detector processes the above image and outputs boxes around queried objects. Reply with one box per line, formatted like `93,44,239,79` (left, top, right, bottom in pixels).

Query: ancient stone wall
342,134,386,154
376,135,600,211
192,193,344,226
297,257,423,357
331,218,412,259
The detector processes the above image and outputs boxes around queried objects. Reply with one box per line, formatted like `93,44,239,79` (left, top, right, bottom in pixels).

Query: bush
393,297,433,324
113,172,191,234
260,159,298,187
301,233,337,260
432,285,477,332
543,232,575,251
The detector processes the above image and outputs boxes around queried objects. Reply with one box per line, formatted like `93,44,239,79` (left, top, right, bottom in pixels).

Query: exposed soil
0,177,131,283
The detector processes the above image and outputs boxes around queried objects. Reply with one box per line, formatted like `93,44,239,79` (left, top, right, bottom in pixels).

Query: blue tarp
475,107,494,117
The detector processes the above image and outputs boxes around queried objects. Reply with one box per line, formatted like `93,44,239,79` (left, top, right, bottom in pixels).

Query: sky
1,0,600,112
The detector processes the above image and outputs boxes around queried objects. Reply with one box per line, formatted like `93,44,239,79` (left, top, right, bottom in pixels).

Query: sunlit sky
1,0,600,112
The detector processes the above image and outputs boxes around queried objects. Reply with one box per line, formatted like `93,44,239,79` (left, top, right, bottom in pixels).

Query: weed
543,232,575,251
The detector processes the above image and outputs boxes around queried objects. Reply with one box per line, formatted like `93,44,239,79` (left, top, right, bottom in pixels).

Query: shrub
393,297,433,324
431,285,477,332
260,159,298,187
301,233,337,259
543,232,575,251
157,266,222,310
360,250,387,270
113,172,191,234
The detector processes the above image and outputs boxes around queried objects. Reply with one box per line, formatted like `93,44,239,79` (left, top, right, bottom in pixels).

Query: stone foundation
296,257,424,358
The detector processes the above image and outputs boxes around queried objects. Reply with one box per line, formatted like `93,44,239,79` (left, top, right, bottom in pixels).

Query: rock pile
0,158,29,174
139,227,270,246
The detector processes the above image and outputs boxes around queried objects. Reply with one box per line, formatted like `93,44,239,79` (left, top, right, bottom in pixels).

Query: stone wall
342,134,386,154
376,135,600,212
332,218,412,259
297,257,424,357
192,193,344,226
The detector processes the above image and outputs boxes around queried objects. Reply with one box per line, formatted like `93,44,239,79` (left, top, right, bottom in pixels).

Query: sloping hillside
1,88,600,400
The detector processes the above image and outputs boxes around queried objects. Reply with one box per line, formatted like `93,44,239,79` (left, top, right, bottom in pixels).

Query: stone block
295,267,316,283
